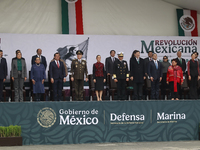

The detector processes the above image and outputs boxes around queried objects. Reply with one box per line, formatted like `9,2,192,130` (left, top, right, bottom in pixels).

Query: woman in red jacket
166,59,183,100
93,55,106,101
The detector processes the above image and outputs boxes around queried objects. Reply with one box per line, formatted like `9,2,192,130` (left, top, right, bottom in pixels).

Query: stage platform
0,100,199,145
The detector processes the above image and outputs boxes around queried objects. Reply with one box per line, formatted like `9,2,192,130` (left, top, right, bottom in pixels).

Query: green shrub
0,127,3,137
2,127,6,137
0,125,21,137
15,126,21,137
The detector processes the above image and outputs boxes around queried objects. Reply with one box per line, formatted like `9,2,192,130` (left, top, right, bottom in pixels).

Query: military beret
76,50,83,55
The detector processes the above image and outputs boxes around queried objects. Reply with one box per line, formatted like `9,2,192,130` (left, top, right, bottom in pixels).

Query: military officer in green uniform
113,52,129,100
71,50,88,101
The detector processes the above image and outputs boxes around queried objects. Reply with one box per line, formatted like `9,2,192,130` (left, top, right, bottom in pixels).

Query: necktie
57,61,59,68
179,58,182,64
137,59,139,64
112,58,114,62
155,61,158,69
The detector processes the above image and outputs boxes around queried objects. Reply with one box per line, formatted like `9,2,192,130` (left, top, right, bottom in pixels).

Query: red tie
57,61,59,68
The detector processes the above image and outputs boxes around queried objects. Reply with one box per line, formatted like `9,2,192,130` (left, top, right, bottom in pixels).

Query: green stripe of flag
176,9,185,36
61,0,69,34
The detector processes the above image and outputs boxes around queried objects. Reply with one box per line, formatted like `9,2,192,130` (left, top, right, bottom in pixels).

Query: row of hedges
0,125,21,137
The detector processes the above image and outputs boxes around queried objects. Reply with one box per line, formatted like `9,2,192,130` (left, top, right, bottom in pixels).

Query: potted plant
0,125,22,146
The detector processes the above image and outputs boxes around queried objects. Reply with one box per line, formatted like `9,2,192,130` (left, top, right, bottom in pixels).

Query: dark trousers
53,79,63,101
133,82,143,100
190,76,198,99
117,79,126,100
106,74,111,86
106,74,112,96
179,73,185,99
35,93,42,101
0,79,3,101
74,79,84,101
161,73,169,99
169,82,180,99
151,79,160,100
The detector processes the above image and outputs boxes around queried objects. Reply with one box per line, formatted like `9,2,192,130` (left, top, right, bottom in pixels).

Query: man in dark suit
144,51,153,76
148,53,162,100
175,51,186,73
0,50,7,101
130,50,146,100
194,51,200,72
105,50,117,75
31,48,47,70
113,52,129,100
71,50,88,101
49,52,66,101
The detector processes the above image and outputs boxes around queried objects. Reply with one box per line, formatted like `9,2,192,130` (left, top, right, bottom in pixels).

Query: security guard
71,50,88,101
113,52,129,100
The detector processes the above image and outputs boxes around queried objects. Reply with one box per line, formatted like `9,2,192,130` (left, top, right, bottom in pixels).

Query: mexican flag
176,9,198,36
61,0,84,34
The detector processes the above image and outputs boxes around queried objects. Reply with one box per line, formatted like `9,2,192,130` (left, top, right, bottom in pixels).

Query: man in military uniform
113,52,129,100
71,50,88,101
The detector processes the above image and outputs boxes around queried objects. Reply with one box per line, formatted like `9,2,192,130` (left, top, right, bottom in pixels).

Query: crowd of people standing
0,48,199,102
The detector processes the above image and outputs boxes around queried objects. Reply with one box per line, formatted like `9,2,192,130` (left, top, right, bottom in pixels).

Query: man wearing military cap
71,50,88,101
113,52,129,100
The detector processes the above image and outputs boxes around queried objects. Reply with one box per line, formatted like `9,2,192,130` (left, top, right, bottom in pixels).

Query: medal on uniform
124,62,126,68
75,61,78,64
82,62,85,65
76,65,77,68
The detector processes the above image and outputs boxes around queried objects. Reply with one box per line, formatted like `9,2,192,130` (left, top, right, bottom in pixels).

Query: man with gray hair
175,51,186,73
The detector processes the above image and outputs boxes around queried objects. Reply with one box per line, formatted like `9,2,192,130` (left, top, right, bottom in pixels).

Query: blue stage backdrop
0,100,199,145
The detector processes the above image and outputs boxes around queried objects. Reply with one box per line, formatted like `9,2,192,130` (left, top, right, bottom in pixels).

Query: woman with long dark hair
161,56,170,99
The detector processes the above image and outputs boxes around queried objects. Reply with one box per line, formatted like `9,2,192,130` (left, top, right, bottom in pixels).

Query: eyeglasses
163,58,167,59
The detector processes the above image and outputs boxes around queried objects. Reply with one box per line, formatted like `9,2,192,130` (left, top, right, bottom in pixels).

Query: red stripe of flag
191,10,198,36
75,0,84,34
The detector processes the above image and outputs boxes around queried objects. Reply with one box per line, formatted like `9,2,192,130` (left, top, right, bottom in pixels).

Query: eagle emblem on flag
57,38,89,72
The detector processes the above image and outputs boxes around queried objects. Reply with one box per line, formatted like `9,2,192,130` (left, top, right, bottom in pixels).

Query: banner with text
0,33,199,79
0,101,199,145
